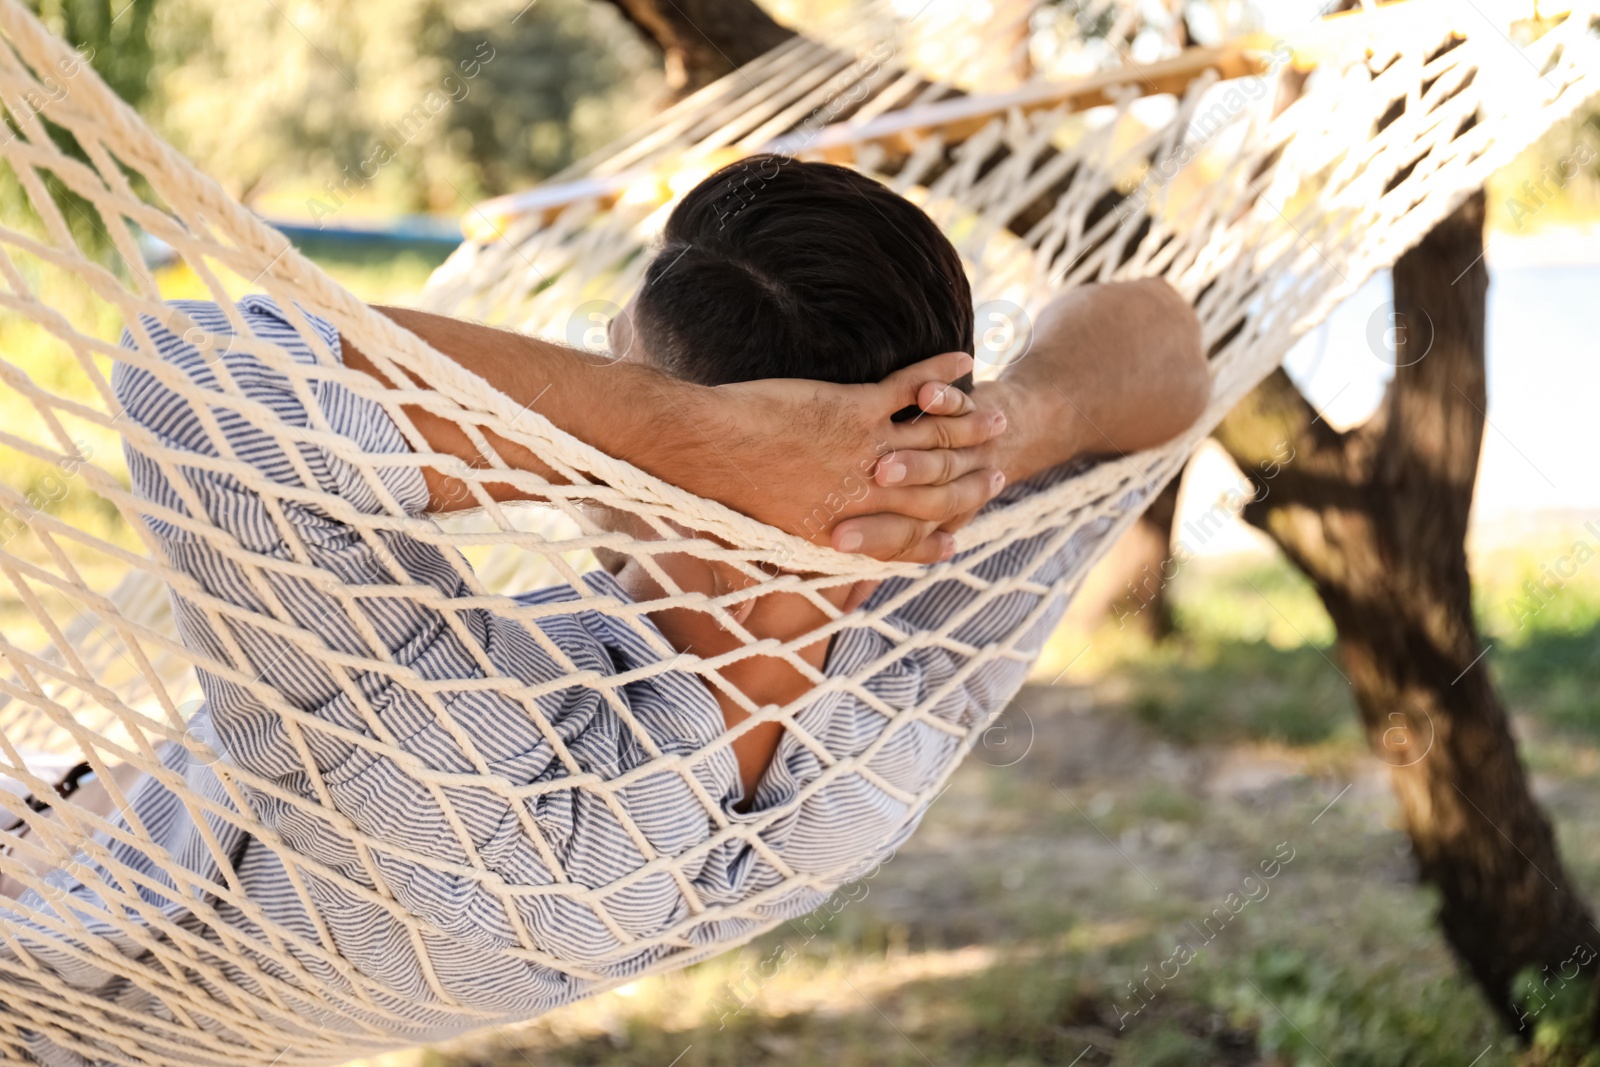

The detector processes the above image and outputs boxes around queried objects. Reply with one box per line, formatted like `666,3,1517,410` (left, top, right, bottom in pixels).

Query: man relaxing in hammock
0,157,1205,1057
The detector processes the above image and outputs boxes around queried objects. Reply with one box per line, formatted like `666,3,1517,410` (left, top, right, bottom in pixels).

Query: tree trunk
598,0,796,94
1214,191,1596,1026
1106,477,1181,638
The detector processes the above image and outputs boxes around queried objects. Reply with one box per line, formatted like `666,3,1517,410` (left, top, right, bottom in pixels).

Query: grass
275,237,455,306
1076,547,1600,754
422,760,1520,1067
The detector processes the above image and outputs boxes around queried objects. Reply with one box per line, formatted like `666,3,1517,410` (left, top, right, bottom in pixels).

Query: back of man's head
631,155,974,390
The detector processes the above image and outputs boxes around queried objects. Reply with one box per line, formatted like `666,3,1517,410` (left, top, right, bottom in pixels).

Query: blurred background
12,0,1600,1064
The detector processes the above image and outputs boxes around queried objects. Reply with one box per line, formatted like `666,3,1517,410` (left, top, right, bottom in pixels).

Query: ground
364,547,1600,1067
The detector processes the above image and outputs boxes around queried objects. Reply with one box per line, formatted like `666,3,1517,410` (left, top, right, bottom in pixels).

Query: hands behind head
708,351,1007,564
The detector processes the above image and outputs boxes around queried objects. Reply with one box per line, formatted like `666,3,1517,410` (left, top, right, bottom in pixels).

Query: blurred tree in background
29,0,155,108
435,0,662,200
139,0,661,212
599,0,793,94
21,0,1597,225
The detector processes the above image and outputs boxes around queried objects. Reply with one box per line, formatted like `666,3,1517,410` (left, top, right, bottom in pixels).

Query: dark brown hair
632,155,974,393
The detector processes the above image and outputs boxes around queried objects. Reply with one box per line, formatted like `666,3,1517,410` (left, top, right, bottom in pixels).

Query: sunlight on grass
1035,546,1600,753
156,240,451,308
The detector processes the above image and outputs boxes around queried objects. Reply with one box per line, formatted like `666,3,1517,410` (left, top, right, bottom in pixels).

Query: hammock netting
0,0,1593,1062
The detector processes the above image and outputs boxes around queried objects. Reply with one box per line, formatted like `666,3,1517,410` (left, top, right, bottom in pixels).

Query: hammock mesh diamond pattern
0,0,1593,1062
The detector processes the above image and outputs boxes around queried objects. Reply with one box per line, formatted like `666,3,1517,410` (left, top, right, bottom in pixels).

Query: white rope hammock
0,0,1593,1062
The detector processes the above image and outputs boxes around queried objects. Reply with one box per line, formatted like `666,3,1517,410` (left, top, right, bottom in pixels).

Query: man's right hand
917,280,1211,509
699,351,1008,564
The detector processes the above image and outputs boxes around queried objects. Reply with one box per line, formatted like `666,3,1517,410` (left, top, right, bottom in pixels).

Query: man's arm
341,307,1009,564
997,278,1209,475
876,279,1210,495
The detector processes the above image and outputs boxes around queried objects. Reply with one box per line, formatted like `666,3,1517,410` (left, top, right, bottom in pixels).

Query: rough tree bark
598,0,795,95
1214,191,1597,1026
1106,478,1181,638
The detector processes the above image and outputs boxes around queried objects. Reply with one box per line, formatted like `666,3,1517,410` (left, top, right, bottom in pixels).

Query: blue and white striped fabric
2,297,1122,1065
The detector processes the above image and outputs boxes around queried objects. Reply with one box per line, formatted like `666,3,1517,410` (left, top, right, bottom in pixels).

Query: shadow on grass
431,557,1594,1067
1119,639,1360,749
1113,621,1600,751
1495,620,1600,741
438,940,1510,1067
1118,553,1600,749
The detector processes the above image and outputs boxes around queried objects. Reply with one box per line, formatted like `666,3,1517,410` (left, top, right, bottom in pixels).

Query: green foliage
1129,639,1357,747
0,0,165,569
1521,967,1600,1067
1110,1023,1222,1067
1133,782,1201,824
30,0,156,108
1489,109,1600,231
1474,545,1600,741
7,1,162,262
1479,544,1600,643
435,0,660,196
283,235,454,303
1104,550,1600,750
1168,558,1336,648
1213,947,1512,1067
1495,623,1600,740
1039,0,1122,42
144,0,663,212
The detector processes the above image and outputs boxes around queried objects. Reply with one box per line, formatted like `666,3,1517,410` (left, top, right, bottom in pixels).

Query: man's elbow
1167,330,1211,438
1141,280,1211,446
